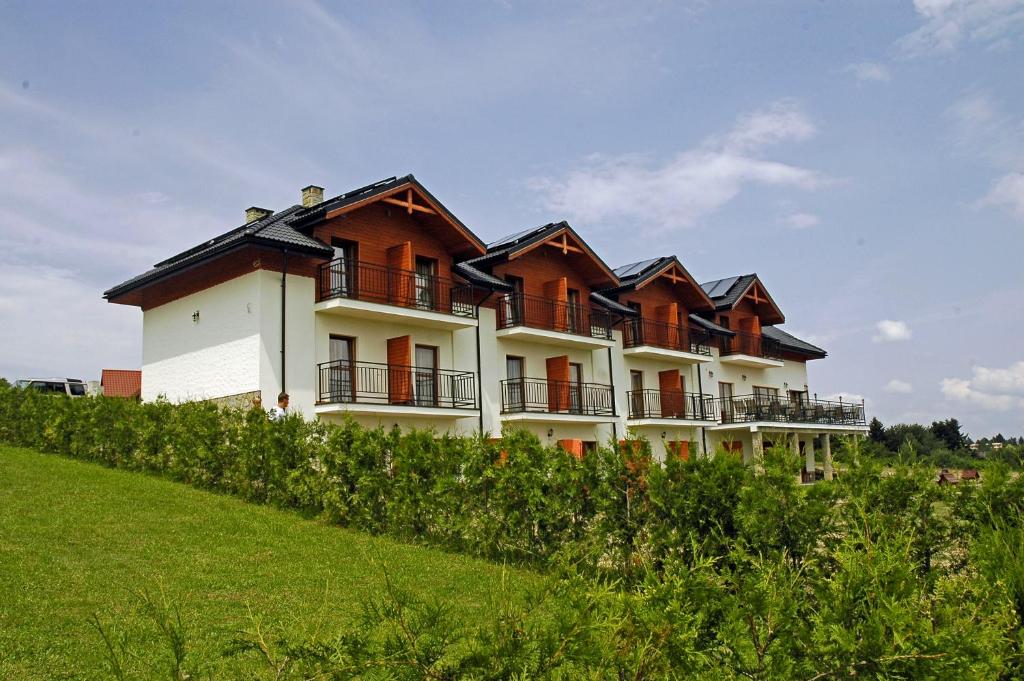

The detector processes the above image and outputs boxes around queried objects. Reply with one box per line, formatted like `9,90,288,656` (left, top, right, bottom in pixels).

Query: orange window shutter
387,335,412,403
668,440,690,461
558,439,584,459
386,241,414,306
546,355,570,411
542,277,569,331
658,369,684,418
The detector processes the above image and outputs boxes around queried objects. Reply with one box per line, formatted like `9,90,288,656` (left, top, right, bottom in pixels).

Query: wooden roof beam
381,194,436,215
544,233,584,254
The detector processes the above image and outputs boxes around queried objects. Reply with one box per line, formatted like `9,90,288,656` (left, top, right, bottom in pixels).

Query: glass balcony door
414,345,439,407
328,336,355,402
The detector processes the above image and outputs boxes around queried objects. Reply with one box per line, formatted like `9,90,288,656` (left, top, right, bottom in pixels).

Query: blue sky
1,0,1022,436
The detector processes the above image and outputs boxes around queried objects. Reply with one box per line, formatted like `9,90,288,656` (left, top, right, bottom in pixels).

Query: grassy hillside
0,446,543,679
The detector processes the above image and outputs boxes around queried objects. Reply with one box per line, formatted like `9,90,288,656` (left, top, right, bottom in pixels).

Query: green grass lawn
0,446,544,679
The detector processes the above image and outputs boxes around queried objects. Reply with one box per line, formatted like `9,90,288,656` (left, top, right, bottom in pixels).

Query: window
719,381,734,421
329,239,357,297
328,336,355,402
569,362,583,414
505,356,525,411
68,383,86,396
414,256,438,310
503,275,525,326
630,370,645,417
626,301,643,345
414,345,439,407
753,386,779,403
789,390,807,407
567,288,582,333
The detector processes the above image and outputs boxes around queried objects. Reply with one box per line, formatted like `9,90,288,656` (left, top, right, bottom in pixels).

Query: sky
1,0,1022,437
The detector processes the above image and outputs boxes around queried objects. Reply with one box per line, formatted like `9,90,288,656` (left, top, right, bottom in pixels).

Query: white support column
790,431,800,460
805,435,816,481
752,430,764,472
823,433,833,481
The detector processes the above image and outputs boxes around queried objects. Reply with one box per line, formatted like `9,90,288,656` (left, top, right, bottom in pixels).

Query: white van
15,378,89,397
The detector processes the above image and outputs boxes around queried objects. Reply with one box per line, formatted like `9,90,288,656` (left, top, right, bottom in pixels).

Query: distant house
100,369,142,399
937,469,959,485
960,469,980,481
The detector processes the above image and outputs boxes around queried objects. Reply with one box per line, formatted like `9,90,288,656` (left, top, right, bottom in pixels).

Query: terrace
495,292,616,349
626,389,716,422
622,318,714,363
315,359,478,418
315,258,478,329
500,377,616,421
708,394,866,427
717,330,784,368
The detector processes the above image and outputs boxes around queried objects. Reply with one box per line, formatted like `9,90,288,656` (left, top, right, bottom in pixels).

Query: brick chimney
245,206,272,223
302,185,324,208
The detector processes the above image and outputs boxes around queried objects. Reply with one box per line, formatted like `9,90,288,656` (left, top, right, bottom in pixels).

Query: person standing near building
269,392,289,421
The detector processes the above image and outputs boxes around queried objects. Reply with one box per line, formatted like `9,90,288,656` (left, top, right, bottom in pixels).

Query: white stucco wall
258,270,317,418
141,273,263,402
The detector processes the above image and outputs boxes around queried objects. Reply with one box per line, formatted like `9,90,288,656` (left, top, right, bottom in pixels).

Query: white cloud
782,212,821,229
884,379,914,393
941,362,1024,412
978,172,1024,220
897,0,1024,56
872,319,913,342
527,100,826,232
844,62,892,83
971,361,1024,395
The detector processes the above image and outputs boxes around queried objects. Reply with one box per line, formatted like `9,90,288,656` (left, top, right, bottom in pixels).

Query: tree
930,418,967,451
868,417,885,444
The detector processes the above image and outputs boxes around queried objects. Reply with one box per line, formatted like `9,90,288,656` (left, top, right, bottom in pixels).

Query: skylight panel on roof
613,257,661,279
487,226,544,249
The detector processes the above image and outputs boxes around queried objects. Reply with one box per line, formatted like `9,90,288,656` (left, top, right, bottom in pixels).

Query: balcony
626,389,716,423
495,292,615,349
622,318,713,363
315,258,478,329
314,359,478,419
707,394,866,428
718,331,784,368
500,377,616,423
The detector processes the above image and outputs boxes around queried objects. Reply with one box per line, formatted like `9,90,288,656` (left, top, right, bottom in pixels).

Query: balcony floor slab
623,346,713,364
706,422,869,433
314,297,477,330
717,354,784,368
495,326,615,349
627,417,715,427
315,403,479,419
500,412,617,424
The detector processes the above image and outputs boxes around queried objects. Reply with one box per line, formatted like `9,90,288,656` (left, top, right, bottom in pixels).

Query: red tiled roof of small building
101,369,141,399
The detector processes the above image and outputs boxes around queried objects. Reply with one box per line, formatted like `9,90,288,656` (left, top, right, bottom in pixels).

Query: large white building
106,175,867,478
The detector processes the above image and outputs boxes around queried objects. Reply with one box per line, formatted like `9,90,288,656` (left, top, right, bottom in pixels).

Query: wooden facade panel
127,246,321,311
491,249,594,300
313,203,457,280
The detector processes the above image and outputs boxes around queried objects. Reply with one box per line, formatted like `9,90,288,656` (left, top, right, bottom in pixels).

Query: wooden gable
507,225,617,289
323,181,485,259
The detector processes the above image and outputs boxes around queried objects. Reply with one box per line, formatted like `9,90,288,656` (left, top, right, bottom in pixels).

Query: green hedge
0,384,751,575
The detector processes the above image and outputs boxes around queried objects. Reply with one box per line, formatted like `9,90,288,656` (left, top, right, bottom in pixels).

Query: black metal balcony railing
720,331,784,360
500,377,615,416
708,394,866,426
622,318,712,356
626,390,716,421
496,292,613,339
317,359,477,409
318,258,477,318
